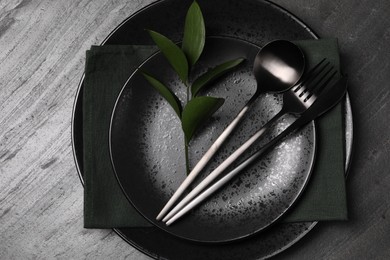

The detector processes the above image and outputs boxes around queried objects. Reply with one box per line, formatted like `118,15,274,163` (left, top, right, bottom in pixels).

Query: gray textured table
1,0,389,259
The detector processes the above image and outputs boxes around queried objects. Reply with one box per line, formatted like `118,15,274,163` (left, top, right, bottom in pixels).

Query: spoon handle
156,97,257,220
162,109,284,223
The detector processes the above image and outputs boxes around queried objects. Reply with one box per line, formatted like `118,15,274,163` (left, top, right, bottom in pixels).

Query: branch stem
184,141,190,175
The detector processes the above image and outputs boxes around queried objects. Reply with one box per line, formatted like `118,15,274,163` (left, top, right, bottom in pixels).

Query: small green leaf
182,1,205,67
181,96,224,144
147,30,189,83
191,58,245,97
141,71,182,117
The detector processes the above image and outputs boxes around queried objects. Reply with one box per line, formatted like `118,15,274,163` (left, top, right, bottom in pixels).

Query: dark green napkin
283,38,348,221
83,45,155,227
83,39,347,228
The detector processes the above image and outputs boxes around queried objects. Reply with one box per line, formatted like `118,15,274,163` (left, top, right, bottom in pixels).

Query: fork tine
300,63,335,97
305,65,336,94
297,62,332,97
292,58,327,92
304,70,337,103
301,65,337,99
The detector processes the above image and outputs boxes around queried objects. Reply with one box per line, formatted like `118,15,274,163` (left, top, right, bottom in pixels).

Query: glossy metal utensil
156,40,305,220
164,63,342,225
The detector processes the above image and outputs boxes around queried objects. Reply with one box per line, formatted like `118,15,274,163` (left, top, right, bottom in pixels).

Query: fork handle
163,109,285,223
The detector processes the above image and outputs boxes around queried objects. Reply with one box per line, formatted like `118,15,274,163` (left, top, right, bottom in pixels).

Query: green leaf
147,30,189,83
182,1,205,67
181,96,224,144
191,58,245,97
141,71,182,117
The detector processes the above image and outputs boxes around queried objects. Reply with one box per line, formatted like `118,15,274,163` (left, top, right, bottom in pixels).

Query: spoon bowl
253,40,305,96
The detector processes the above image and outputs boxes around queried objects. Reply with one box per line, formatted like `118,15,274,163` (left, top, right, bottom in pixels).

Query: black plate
109,37,316,243
72,0,353,258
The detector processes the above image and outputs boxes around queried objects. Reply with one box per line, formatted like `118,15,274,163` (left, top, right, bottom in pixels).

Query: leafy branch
141,1,245,174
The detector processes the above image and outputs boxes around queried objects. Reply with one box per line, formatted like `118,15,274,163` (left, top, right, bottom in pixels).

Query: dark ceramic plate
72,0,353,258
109,37,316,243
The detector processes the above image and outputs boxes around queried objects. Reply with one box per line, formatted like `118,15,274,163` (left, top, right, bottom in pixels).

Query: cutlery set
156,41,347,225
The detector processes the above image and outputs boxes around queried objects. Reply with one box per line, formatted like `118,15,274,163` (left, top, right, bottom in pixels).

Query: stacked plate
72,0,353,259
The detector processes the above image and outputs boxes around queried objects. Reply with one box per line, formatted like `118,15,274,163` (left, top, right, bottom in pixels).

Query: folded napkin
283,39,347,222
83,45,156,227
83,39,347,228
